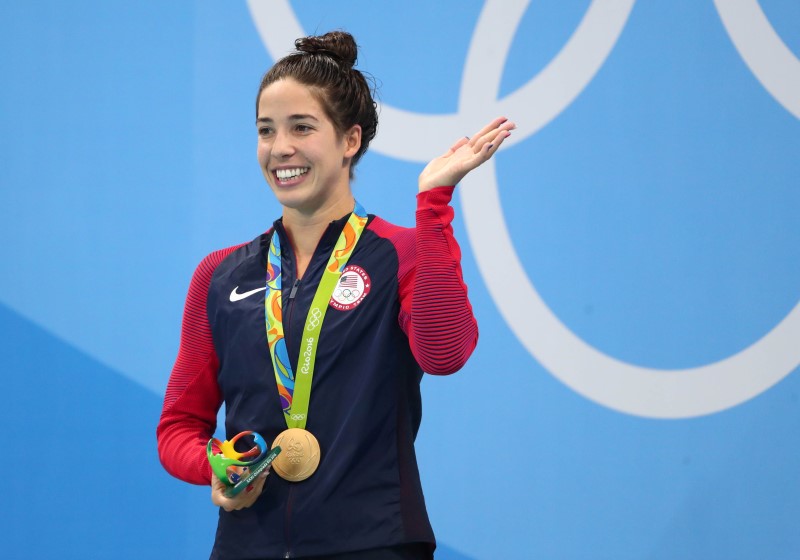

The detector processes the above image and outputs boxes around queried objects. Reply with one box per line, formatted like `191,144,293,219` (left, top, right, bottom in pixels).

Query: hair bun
295,31,358,68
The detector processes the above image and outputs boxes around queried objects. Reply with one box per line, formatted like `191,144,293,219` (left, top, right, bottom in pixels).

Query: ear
342,124,362,159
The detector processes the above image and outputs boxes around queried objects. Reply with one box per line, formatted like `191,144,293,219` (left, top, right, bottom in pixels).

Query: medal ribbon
265,202,368,429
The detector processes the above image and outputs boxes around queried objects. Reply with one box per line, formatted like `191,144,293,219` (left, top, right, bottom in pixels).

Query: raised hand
418,117,516,192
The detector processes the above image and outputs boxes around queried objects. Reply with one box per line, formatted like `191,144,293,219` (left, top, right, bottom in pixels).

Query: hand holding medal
207,431,282,498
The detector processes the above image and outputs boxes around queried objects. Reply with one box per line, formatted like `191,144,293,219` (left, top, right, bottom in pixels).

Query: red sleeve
156,246,241,485
399,185,479,374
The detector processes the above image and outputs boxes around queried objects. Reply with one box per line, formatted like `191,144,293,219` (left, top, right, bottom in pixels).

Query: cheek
256,141,269,164
256,145,273,184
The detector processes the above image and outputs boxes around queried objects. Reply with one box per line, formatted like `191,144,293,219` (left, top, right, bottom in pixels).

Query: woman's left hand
211,472,269,512
418,117,516,193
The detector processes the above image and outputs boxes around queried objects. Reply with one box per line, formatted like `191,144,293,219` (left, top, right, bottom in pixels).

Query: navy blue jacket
158,188,479,559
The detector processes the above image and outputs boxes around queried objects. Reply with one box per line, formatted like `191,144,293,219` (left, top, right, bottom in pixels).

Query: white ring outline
458,0,800,418
714,0,800,120
247,0,800,418
246,0,633,160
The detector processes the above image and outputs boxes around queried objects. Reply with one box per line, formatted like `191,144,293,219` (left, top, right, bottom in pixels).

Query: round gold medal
271,428,321,482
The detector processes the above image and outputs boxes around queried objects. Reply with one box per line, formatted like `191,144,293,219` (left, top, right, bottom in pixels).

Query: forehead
257,78,326,119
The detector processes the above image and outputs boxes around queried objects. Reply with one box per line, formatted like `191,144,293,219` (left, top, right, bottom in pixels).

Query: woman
157,30,514,560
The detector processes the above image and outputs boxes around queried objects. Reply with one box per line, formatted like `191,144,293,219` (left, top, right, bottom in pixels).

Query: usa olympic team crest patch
330,265,370,311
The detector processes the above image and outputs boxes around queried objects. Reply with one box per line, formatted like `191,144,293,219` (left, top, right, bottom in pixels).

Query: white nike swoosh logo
229,286,267,302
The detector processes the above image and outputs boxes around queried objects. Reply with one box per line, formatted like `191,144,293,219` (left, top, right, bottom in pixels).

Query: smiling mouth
274,167,309,183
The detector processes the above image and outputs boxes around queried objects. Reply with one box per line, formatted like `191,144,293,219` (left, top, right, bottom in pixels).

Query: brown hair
256,31,379,175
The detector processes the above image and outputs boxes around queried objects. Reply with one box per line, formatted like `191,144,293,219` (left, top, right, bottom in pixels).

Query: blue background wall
1,1,799,558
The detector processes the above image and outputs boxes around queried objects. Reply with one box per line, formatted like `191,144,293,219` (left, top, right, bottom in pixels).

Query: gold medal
271,428,321,482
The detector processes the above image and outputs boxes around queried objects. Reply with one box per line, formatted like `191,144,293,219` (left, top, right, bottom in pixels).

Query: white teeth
276,167,309,180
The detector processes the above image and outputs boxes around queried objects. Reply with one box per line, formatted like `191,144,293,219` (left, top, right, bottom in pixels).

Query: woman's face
256,78,361,216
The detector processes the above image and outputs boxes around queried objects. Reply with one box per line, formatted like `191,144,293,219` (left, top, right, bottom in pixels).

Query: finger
210,475,228,502
247,470,270,497
471,118,516,150
210,474,254,511
442,136,470,158
453,126,514,180
236,488,259,509
469,125,512,156
236,483,265,509
233,469,270,509
220,488,255,511
212,487,236,512
482,127,513,155
467,117,510,147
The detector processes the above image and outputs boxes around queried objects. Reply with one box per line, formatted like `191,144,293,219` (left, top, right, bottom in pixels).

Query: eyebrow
256,114,320,123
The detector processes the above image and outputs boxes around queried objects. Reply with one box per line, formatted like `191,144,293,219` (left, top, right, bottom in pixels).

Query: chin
273,192,318,214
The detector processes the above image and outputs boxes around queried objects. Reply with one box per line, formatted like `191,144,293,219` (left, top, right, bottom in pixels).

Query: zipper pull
287,279,300,301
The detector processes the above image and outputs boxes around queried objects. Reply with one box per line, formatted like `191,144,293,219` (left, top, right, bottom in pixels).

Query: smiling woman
156,30,514,560
255,77,361,250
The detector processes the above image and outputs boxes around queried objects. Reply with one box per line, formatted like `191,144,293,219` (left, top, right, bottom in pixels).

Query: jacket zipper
283,278,301,354
284,484,295,558
283,277,300,558
287,278,301,302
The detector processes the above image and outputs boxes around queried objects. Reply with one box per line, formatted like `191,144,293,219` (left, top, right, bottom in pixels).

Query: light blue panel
418,1,799,557
2,0,799,558
0,0,198,392
290,0,484,115
0,302,217,559
500,0,800,368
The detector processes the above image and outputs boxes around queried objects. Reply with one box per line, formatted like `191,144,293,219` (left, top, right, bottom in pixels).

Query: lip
271,166,310,186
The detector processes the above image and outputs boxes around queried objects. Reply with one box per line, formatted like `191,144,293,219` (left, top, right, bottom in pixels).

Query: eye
295,124,313,133
258,126,274,137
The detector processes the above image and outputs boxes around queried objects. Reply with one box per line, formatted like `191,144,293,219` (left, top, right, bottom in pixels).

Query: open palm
418,117,516,192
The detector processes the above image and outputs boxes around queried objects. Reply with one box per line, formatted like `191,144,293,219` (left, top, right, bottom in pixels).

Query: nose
271,128,295,159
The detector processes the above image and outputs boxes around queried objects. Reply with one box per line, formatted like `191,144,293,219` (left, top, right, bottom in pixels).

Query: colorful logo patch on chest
329,265,371,311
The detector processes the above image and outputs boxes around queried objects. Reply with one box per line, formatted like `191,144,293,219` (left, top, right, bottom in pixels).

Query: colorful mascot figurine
207,431,281,497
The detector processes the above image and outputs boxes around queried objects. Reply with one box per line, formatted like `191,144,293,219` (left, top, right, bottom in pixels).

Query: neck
281,193,355,277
